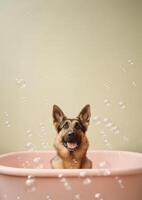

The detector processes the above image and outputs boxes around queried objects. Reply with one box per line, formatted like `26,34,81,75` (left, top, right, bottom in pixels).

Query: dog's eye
63,122,69,129
75,122,81,130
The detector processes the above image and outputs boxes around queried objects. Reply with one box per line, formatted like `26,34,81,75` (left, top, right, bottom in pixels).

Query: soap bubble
115,176,124,189
99,161,109,168
97,168,111,176
74,194,80,199
114,129,120,135
95,193,101,198
103,118,109,123
33,157,41,163
3,194,8,199
41,126,46,132
64,181,71,190
79,171,87,177
46,195,52,200
41,141,49,149
119,101,126,109
121,66,127,73
36,163,44,169
5,120,11,127
60,177,71,190
102,136,112,149
26,129,32,137
93,115,99,121
58,173,63,178
111,126,120,135
104,99,110,107
98,161,111,176
100,130,112,149
25,175,36,192
16,196,20,199
111,126,118,131
16,78,26,88
105,122,113,128
104,82,111,89
5,119,9,123
95,120,101,125
122,135,129,143
102,118,120,135
103,169,111,175
103,118,114,129
3,112,11,128
94,192,104,199
22,160,30,168
93,116,101,126
21,97,28,104
104,138,109,143
4,112,9,117
39,122,48,138
128,59,134,65
25,142,36,151
83,178,92,185
132,81,136,87
100,130,106,136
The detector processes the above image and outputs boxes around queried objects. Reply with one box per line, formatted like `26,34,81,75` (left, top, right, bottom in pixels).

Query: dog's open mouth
63,141,79,151
62,133,81,152
67,142,78,151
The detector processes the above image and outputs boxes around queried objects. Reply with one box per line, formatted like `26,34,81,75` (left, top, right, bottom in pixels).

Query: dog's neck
62,152,86,169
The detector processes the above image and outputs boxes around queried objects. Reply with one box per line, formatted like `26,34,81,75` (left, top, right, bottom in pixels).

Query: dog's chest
63,157,81,169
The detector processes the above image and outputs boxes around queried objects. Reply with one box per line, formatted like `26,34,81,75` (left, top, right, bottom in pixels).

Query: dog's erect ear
53,105,66,132
77,105,91,129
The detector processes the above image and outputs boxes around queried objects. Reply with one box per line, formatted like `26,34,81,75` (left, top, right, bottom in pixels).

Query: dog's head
52,105,91,152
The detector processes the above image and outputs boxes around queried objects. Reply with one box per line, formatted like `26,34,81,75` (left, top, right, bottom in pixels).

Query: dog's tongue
67,142,77,149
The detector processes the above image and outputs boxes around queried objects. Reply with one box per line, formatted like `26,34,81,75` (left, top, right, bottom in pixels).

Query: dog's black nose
68,132,76,139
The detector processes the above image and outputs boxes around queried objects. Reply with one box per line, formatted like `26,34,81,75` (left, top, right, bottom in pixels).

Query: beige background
0,0,142,154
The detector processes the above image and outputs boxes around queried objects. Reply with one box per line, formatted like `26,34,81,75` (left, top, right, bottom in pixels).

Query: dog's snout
68,132,75,138
66,132,77,142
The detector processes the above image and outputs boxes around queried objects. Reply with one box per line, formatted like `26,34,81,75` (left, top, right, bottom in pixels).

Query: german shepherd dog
51,104,92,169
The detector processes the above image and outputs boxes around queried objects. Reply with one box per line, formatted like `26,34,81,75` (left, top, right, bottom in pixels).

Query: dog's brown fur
51,105,92,169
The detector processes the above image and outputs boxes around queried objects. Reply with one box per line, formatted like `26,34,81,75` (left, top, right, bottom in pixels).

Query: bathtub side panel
0,174,142,200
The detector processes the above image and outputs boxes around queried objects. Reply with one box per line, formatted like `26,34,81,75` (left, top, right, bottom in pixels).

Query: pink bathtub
0,150,142,200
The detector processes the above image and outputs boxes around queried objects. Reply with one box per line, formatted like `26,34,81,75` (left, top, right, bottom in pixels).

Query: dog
51,104,92,169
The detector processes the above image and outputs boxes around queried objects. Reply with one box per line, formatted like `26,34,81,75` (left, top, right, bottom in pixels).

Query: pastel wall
0,0,142,153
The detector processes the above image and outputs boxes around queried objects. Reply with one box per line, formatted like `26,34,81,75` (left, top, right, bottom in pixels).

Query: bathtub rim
0,150,142,177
